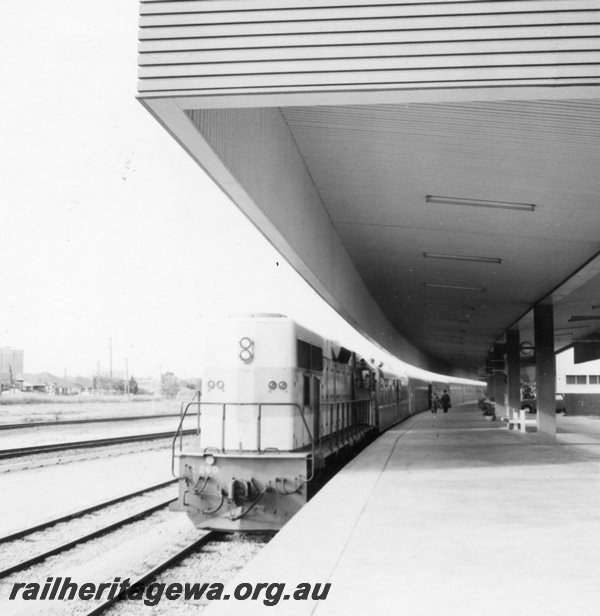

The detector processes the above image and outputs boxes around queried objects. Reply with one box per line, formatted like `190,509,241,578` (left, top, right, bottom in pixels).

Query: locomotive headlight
217,381,225,390
279,381,287,390
240,349,252,362
207,380,215,390
239,337,254,363
204,454,215,466
268,381,277,390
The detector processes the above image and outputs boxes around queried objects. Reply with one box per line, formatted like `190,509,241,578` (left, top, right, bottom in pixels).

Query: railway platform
207,401,600,616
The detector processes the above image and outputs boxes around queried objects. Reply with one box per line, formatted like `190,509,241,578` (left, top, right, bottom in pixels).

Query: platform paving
207,402,600,616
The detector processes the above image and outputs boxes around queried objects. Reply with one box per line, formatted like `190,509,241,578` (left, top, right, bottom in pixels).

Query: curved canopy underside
137,0,600,376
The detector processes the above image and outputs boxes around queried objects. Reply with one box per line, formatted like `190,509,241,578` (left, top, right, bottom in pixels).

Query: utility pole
125,357,129,395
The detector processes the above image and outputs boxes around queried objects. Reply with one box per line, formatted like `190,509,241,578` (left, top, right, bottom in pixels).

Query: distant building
71,376,94,394
18,372,82,395
0,348,24,385
557,348,600,394
136,377,158,395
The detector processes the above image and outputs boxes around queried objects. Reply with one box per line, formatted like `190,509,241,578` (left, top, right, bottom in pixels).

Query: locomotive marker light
204,454,215,466
207,380,216,390
239,336,254,363
269,381,277,390
217,381,224,390
279,381,287,390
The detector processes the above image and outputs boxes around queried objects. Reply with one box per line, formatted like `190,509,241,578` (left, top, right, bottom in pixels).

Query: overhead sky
0,0,408,380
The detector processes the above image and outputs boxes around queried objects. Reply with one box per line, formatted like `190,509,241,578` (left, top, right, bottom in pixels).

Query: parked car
520,393,566,414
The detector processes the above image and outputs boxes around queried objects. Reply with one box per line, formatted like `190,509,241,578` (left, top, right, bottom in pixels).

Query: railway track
82,531,217,616
0,429,197,460
0,479,179,578
0,413,183,431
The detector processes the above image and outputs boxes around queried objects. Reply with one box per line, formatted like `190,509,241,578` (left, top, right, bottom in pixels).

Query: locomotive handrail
173,398,376,480
183,401,317,478
257,403,316,463
171,391,202,479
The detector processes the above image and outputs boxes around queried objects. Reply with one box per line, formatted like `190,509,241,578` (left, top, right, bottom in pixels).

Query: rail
0,432,196,461
83,531,218,616
0,479,177,544
0,496,177,578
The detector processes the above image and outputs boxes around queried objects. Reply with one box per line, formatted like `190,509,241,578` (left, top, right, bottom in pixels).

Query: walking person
440,389,452,413
431,392,439,415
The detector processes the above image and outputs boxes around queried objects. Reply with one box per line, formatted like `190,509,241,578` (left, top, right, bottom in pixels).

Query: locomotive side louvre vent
297,339,324,372
311,344,324,372
297,339,311,370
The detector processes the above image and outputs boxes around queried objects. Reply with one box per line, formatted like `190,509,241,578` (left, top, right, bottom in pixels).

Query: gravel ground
0,439,171,470
0,449,174,536
0,435,196,472
1,511,198,616
0,516,271,616
103,533,273,616
0,484,177,571
0,416,197,451
0,398,184,425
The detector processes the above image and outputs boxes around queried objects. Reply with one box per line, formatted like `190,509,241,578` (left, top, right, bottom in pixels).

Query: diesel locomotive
171,314,484,531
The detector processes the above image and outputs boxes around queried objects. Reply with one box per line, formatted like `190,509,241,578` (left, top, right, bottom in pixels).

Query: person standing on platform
431,392,439,414
440,390,452,413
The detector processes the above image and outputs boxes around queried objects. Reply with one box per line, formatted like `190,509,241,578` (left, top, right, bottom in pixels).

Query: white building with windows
556,348,600,394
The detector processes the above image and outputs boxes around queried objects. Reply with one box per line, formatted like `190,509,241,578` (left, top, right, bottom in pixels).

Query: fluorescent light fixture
425,283,485,293
431,337,464,343
555,325,588,331
423,252,502,264
569,316,600,322
425,302,476,311
426,195,535,212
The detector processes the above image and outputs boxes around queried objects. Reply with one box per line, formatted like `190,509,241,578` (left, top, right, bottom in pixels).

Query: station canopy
137,1,600,376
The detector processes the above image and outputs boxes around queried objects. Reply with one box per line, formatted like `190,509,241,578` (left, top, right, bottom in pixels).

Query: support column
534,303,557,444
493,344,506,418
486,356,494,399
506,330,521,422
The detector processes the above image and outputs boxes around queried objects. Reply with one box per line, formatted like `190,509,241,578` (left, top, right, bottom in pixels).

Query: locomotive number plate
196,465,219,474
